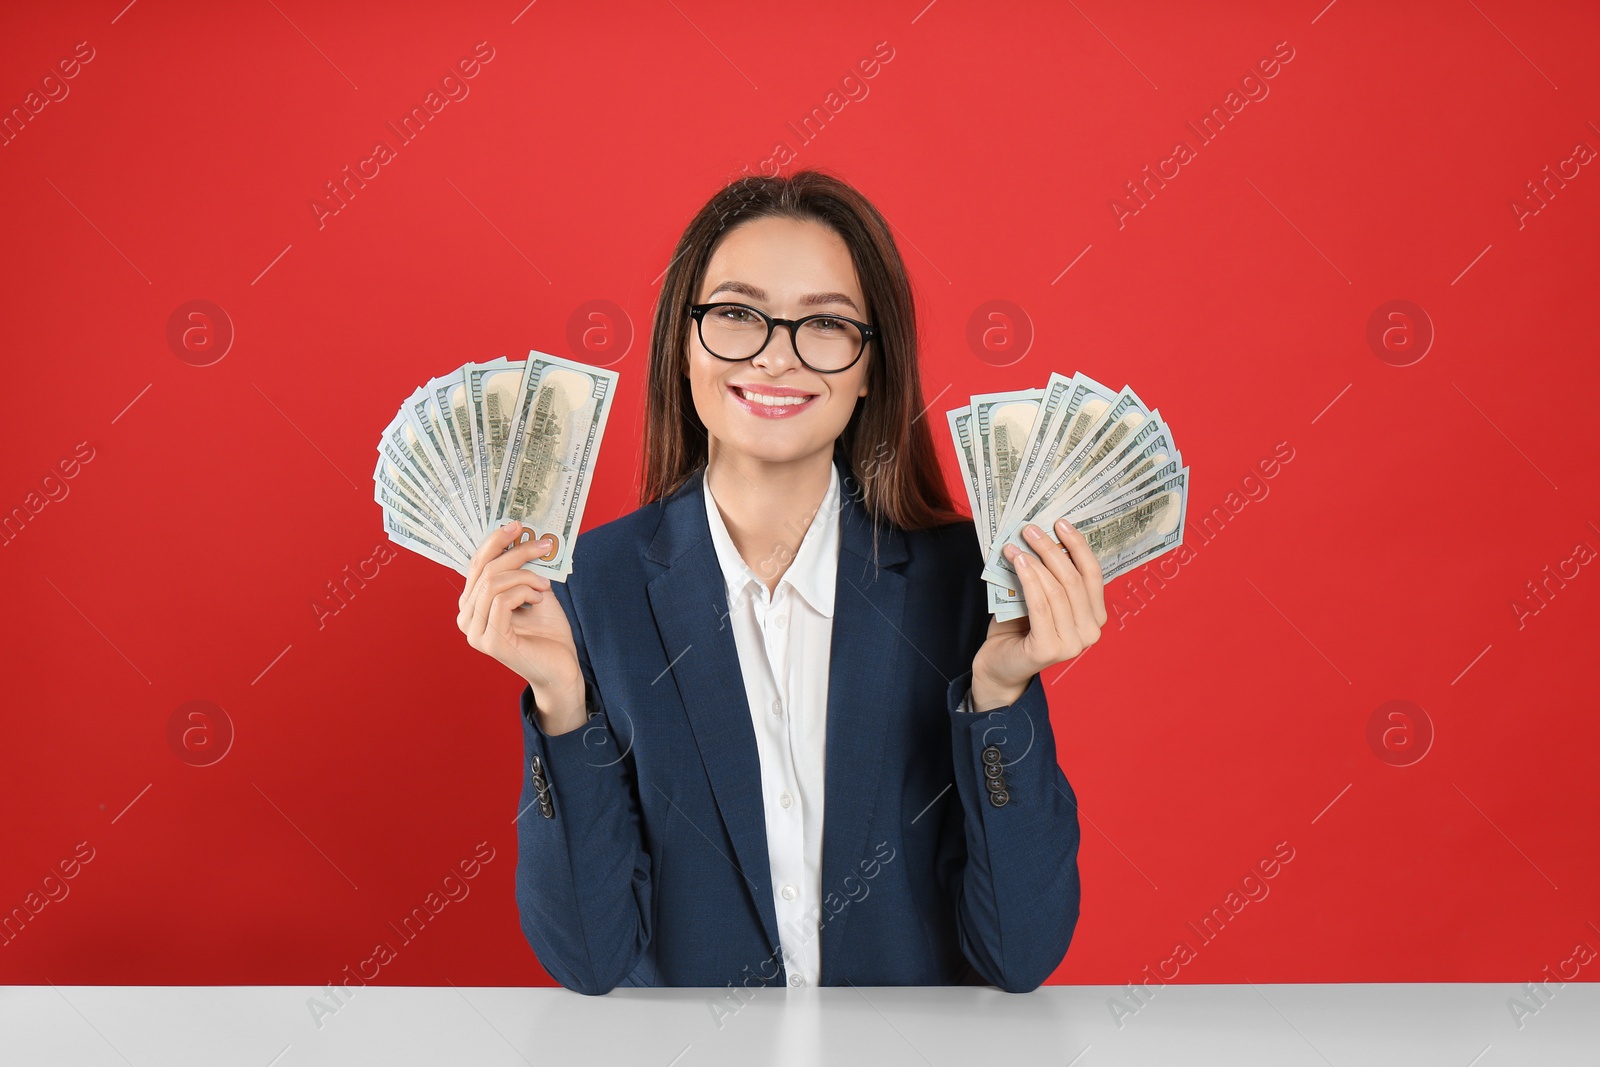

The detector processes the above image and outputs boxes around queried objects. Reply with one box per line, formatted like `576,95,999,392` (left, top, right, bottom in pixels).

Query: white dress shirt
703,462,840,989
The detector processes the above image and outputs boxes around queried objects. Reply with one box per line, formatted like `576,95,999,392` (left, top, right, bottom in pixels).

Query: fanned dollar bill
946,374,1188,618
375,351,620,581
971,387,1043,551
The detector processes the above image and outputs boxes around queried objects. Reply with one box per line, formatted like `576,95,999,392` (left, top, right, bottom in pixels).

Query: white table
4,984,1594,1065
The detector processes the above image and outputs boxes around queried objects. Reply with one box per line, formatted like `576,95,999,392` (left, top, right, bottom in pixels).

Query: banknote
999,371,1118,529
984,458,1188,590
375,351,619,581
947,375,1187,618
971,387,1043,551
947,406,985,538
982,385,1152,614
985,409,1173,588
377,413,476,554
983,372,1118,615
466,359,524,537
491,352,620,580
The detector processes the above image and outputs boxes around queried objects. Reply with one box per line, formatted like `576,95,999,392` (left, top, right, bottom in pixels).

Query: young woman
457,171,1107,995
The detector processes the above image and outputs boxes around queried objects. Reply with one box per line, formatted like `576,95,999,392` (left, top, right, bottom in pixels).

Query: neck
704,445,836,595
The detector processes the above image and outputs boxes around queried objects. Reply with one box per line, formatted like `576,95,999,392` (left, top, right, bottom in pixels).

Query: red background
2,0,1596,993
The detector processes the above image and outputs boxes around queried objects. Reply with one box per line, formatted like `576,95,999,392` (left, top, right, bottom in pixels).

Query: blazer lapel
642,448,910,980
644,464,783,957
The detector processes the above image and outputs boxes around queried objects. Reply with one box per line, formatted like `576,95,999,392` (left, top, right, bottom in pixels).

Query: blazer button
981,746,1003,765
986,776,1008,793
539,799,554,818
989,788,1010,807
983,762,1004,779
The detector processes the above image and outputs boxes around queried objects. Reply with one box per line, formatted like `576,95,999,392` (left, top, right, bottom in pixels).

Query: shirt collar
703,460,840,618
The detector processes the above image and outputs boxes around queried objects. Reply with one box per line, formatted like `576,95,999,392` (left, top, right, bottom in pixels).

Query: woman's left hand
971,518,1108,710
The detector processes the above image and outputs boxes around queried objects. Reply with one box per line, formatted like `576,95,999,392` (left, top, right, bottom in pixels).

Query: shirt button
771,698,783,716
781,884,797,900
789,974,805,987
780,793,792,808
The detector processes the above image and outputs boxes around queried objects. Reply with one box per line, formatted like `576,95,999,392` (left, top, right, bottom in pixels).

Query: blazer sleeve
938,659,1083,993
513,576,654,995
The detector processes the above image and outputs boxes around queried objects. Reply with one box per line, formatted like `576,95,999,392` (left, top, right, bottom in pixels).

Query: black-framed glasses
688,301,876,374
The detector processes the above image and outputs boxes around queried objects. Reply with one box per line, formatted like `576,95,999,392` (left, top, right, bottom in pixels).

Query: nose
751,321,804,373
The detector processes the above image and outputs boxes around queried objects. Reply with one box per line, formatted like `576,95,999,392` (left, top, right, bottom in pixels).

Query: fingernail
1024,525,1040,540
1015,551,1030,568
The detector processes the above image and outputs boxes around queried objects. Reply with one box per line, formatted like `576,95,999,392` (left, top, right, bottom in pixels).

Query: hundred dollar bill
373,452,473,570
378,415,477,555
377,483,464,568
441,358,511,539
972,387,1043,551
374,449,475,562
1005,385,1149,534
984,411,1172,588
467,359,525,539
1080,467,1188,581
946,374,1186,619
491,350,620,580
997,372,1117,537
375,355,614,580
948,402,1023,614
985,377,1123,614
988,580,1023,619
405,386,481,545
985,375,1116,613
979,454,1184,620
992,593,1027,623
986,452,1184,621
433,373,483,530
991,467,1189,607
381,508,469,576
992,372,1072,525
947,405,985,544
1064,452,1182,525
983,438,1181,590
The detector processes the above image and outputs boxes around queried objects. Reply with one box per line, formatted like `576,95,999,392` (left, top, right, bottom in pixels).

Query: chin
732,439,816,465
719,430,837,467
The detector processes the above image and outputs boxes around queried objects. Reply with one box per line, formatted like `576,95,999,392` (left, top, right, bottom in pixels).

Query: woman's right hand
458,521,586,734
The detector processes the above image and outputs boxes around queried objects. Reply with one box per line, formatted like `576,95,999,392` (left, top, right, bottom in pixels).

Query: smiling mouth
729,384,818,407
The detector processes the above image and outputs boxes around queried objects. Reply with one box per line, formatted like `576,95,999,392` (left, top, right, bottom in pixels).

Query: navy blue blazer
513,446,1082,994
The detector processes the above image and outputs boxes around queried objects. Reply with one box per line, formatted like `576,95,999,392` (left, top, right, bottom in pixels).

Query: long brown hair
640,170,964,531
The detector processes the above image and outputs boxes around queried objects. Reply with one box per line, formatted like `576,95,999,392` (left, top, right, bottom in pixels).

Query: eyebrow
705,280,861,315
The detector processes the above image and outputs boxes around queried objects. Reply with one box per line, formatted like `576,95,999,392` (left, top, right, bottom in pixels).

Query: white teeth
735,386,810,407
